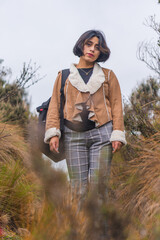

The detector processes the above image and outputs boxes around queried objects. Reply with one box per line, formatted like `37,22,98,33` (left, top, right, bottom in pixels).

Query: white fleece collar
68,63,105,94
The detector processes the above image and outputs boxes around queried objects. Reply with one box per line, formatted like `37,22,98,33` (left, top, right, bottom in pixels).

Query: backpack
36,69,70,162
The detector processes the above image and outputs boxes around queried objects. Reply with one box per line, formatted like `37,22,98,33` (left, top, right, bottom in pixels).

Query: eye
86,42,91,46
95,45,100,50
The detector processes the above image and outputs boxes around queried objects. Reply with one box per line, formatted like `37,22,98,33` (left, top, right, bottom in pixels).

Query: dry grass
25,137,129,240
23,122,160,240
109,132,160,239
118,133,159,219
0,121,44,237
0,118,160,239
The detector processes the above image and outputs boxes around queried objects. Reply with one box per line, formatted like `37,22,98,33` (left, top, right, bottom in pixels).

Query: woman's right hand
49,136,59,153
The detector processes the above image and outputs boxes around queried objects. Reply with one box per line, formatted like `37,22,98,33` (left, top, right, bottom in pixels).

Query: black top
64,67,96,132
78,67,93,83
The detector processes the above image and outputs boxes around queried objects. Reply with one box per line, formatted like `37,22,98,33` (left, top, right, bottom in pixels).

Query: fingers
50,143,59,153
50,142,59,153
112,141,122,153
112,141,115,153
49,137,59,153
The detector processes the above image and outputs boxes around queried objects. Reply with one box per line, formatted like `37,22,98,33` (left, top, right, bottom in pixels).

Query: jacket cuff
110,130,127,145
44,128,61,144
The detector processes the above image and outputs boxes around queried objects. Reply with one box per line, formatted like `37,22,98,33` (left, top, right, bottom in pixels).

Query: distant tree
0,60,41,127
124,77,160,138
124,15,160,138
130,77,160,109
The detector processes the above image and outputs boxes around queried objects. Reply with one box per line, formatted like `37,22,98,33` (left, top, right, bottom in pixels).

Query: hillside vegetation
0,16,160,238
0,115,160,240
0,82,160,240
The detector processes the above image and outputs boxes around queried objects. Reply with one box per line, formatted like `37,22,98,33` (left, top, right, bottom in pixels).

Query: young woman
44,30,126,203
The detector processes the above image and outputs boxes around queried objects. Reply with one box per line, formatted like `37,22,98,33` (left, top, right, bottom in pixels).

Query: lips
87,53,94,57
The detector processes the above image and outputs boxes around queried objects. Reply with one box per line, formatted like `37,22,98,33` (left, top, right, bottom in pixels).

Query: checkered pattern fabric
64,121,113,201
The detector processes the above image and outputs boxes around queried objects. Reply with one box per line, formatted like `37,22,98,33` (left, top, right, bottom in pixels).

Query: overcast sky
0,0,160,113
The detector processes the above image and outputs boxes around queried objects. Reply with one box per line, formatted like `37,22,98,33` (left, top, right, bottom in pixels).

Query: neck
76,57,95,68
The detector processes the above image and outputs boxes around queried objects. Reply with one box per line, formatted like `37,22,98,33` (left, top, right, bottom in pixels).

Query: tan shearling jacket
44,63,126,145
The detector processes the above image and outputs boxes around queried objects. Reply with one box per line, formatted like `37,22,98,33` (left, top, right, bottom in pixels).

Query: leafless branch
144,15,160,34
141,99,160,108
16,61,45,88
137,16,160,78
137,42,160,77
0,61,45,102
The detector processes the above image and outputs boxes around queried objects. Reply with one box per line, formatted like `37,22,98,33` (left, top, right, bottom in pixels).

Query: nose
90,45,95,52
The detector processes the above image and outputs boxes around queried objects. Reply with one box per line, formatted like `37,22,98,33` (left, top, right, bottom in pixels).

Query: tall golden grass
109,132,160,239
0,119,160,239
0,122,44,238
26,127,129,240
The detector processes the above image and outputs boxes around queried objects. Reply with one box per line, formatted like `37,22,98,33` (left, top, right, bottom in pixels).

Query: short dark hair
73,30,110,62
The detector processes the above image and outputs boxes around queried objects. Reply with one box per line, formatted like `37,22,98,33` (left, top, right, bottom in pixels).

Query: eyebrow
87,40,99,46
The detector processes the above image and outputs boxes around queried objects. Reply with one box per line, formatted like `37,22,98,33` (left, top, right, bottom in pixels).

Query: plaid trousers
64,121,113,201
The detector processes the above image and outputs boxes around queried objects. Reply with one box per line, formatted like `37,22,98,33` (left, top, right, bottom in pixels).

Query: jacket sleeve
44,72,62,144
108,70,127,145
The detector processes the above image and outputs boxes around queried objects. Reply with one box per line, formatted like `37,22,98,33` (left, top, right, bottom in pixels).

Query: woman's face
82,36,100,63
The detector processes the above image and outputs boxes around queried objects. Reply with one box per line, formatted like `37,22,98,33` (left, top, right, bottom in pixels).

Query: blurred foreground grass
0,120,160,240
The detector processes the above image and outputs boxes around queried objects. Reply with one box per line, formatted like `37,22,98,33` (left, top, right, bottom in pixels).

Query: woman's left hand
112,141,123,153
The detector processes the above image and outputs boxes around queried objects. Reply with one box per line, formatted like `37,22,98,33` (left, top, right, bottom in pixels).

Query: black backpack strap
60,69,70,131
61,69,70,92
